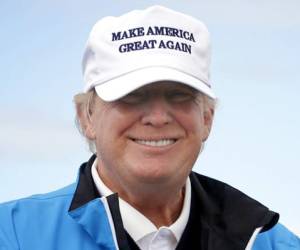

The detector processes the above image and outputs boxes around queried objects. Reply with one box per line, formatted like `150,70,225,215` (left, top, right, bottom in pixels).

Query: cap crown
83,6,211,91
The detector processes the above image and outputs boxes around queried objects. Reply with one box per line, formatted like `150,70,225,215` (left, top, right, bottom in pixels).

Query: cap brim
94,66,216,101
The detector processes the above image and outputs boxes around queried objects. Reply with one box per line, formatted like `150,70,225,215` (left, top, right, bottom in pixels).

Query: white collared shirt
91,158,191,250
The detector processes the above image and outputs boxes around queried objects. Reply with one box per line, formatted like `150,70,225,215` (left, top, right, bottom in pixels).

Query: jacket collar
68,155,279,250
68,155,130,250
188,172,279,249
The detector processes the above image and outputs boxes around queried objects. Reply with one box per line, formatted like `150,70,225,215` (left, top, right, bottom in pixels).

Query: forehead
130,81,199,93
94,81,201,106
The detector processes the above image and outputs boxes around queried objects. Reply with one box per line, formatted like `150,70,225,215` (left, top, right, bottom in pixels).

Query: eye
119,91,147,104
166,90,197,103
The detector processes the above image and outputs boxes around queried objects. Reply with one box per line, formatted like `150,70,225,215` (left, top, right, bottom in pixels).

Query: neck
98,166,187,228
119,185,186,228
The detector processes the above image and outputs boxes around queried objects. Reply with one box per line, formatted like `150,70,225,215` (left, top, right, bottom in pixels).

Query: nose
141,95,173,127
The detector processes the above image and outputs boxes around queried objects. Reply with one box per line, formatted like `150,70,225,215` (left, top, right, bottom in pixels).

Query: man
0,5,299,250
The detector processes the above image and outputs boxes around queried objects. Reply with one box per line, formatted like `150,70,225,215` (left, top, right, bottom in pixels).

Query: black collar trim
69,154,98,211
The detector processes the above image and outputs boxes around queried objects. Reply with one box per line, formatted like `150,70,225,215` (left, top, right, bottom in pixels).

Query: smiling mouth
132,139,177,147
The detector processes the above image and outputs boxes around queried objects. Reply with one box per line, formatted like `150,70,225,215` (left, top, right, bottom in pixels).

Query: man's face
88,82,213,191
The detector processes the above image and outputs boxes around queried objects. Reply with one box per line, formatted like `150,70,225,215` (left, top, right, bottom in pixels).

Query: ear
76,104,96,140
202,107,214,142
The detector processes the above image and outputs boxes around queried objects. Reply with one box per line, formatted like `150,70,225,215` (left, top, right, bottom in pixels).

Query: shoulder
0,183,77,249
0,183,76,223
0,183,76,209
253,223,300,249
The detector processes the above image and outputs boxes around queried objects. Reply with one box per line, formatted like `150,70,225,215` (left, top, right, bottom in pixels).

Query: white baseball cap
82,5,216,101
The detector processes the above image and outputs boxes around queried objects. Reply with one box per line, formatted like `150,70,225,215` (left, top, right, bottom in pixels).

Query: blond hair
74,89,97,153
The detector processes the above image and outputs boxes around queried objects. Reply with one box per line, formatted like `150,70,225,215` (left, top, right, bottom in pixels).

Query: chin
129,163,180,183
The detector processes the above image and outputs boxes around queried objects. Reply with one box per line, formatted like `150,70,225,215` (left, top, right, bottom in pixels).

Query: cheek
94,105,141,142
176,105,205,136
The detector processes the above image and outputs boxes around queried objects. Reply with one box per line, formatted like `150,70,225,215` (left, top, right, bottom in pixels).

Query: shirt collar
91,157,191,242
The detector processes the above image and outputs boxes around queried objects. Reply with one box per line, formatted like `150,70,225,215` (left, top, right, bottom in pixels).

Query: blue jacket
0,156,299,250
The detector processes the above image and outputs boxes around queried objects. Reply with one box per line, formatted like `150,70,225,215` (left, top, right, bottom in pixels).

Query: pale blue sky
1,0,299,235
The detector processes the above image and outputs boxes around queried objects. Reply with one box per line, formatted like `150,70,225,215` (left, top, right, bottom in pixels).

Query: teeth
134,139,176,147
